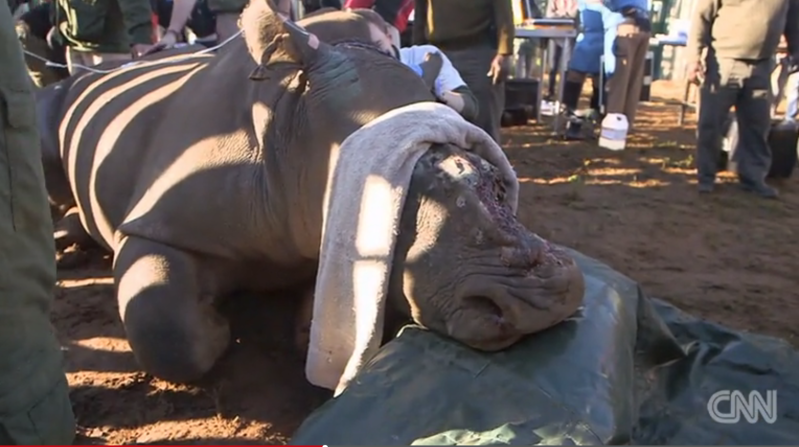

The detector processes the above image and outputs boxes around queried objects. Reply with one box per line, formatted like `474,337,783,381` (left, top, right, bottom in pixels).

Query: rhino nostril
501,243,546,270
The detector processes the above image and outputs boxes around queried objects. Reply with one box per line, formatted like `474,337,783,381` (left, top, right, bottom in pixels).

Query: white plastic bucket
598,113,629,151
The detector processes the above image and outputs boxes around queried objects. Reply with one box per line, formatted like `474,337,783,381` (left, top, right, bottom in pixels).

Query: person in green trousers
0,0,76,443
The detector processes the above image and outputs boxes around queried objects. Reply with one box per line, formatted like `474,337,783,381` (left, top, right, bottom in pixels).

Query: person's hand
487,54,511,85
418,51,444,92
142,29,181,56
439,91,465,113
685,60,704,84
131,43,153,58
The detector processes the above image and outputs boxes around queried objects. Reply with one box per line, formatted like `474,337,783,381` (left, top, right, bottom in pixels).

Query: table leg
514,38,528,79
536,41,547,122
552,37,572,133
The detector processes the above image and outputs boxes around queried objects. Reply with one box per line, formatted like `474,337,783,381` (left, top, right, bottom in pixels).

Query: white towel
305,101,519,395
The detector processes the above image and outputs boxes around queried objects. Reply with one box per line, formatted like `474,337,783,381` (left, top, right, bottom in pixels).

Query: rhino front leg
54,207,95,249
114,235,231,383
54,208,99,269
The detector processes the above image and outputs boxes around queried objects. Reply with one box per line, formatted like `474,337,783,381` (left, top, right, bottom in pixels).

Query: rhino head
389,145,585,351
241,1,584,353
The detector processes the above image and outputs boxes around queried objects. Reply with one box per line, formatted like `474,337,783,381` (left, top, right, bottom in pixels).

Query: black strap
621,7,651,32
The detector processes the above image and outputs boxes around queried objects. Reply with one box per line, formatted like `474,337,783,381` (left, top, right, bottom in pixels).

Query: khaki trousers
66,47,130,76
440,44,504,142
605,21,650,127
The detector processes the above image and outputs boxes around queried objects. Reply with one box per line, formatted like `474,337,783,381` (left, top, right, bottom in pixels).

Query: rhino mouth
448,228,584,352
406,148,583,352
463,295,505,321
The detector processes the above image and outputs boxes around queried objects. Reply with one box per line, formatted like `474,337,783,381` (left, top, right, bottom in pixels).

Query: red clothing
344,0,414,33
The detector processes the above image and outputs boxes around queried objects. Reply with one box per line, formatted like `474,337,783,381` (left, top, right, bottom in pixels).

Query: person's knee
0,376,75,445
189,2,217,40
566,70,586,83
697,113,720,135
737,111,771,134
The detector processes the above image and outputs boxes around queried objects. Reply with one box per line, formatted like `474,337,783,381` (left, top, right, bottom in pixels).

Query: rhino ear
242,0,329,79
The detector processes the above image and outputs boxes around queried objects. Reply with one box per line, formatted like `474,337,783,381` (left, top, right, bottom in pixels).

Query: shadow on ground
54,267,330,443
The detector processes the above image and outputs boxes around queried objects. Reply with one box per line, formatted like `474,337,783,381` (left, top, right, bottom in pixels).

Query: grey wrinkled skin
38,1,584,384
388,144,584,352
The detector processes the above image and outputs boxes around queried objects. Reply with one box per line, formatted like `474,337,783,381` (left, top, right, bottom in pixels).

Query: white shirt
398,45,467,97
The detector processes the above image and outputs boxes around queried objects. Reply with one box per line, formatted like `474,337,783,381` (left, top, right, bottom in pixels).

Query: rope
21,29,244,74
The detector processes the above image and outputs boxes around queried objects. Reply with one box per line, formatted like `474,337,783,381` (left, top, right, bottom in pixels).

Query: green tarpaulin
291,250,799,445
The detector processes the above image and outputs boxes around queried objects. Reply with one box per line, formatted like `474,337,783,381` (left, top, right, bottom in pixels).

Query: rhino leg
54,208,98,269
114,235,231,383
37,83,74,217
54,207,93,250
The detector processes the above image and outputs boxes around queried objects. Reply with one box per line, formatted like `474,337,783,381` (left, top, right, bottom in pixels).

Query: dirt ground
55,81,799,444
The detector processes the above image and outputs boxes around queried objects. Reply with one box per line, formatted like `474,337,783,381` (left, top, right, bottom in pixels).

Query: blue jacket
568,0,606,74
602,0,649,76
568,0,650,76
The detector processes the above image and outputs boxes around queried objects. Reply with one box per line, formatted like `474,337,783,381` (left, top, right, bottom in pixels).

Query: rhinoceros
37,0,585,386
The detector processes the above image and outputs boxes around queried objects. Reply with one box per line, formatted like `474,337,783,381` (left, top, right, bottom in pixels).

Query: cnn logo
707,390,777,424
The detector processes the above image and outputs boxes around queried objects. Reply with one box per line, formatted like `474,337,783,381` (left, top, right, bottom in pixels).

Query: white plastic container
598,113,629,151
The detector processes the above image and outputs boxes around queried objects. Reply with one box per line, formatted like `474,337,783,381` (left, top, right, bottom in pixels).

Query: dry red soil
54,81,799,444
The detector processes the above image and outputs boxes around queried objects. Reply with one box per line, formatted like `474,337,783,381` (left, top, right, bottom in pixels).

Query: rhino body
38,2,585,384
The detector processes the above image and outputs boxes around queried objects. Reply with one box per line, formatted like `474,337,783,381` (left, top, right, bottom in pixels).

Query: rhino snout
447,241,585,352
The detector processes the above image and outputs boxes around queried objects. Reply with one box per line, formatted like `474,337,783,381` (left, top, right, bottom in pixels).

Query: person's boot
738,176,779,198
559,80,584,139
589,81,601,111
547,69,558,100
561,79,583,112
697,182,715,193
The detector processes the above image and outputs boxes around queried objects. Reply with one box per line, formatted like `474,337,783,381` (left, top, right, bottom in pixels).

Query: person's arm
411,0,426,44
441,85,478,121
493,0,514,55
784,0,799,62
685,0,719,66
118,0,154,47
165,0,197,36
429,47,478,120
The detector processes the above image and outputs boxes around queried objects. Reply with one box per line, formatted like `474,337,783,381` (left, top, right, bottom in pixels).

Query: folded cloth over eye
305,101,519,396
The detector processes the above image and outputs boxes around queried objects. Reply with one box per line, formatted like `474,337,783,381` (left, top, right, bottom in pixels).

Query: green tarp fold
292,250,799,445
